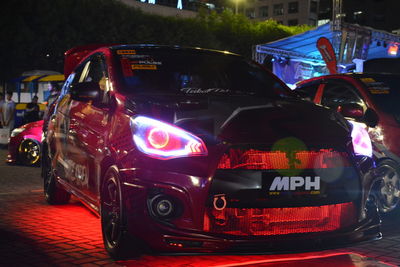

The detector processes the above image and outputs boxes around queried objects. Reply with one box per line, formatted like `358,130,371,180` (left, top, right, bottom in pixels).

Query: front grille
203,202,356,236
217,149,350,170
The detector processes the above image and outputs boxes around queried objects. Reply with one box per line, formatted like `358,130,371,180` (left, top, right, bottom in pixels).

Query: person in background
2,91,16,132
43,82,62,132
24,95,40,123
0,92,4,128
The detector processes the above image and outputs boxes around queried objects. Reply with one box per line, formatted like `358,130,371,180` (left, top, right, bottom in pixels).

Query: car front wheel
101,166,141,259
374,159,400,213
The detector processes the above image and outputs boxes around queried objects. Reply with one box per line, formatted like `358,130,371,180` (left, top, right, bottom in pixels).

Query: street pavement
1,147,400,267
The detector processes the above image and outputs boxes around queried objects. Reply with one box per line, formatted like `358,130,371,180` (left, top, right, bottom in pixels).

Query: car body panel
45,45,380,254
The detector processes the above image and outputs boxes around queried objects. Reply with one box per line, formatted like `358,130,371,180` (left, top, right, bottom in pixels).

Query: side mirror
337,103,364,119
70,82,100,102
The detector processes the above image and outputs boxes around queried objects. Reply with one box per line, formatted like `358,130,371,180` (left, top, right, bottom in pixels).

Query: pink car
7,120,43,166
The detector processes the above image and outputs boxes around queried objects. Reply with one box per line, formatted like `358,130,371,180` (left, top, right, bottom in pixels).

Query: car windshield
114,48,293,98
359,75,400,118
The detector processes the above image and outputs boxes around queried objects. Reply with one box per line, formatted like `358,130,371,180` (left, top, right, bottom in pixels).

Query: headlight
349,121,372,157
10,128,24,138
130,116,208,160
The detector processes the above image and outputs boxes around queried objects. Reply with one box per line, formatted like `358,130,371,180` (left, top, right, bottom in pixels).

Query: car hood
127,94,351,146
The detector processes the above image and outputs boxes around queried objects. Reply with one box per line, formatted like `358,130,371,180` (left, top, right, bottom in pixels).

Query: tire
101,166,141,259
18,139,41,166
373,159,400,213
42,148,71,205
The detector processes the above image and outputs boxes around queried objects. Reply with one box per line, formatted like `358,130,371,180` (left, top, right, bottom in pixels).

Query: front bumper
119,167,381,253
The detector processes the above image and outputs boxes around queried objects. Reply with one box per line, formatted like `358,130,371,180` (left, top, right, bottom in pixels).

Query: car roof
64,44,241,77
108,44,240,57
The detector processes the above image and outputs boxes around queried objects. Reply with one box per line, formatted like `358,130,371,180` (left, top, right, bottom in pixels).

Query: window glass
321,80,364,108
70,53,110,104
273,4,284,16
295,82,320,101
245,8,256,18
115,49,294,99
80,55,108,85
310,0,318,13
259,6,268,17
288,2,298,13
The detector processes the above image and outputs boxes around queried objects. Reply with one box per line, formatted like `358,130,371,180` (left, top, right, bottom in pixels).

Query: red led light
217,149,350,170
204,203,355,235
148,127,170,149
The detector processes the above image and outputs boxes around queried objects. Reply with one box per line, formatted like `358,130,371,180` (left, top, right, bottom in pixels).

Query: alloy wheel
102,175,122,248
376,163,400,213
19,140,40,165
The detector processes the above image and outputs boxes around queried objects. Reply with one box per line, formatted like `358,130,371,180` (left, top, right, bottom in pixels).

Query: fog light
156,199,173,217
149,194,181,219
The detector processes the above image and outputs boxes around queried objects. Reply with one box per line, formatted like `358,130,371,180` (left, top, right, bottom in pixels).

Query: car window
321,79,365,108
295,82,320,101
115,49,294,99
71,53,110,104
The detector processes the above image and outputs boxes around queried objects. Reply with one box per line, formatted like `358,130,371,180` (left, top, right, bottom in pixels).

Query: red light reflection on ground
0,192,396,267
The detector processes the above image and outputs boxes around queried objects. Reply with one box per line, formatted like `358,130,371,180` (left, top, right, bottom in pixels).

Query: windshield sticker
117,49,136,55
360,78,376,83
180,88,231,94
365,81,390,94
131,60,162,65
131,64,157,70
124,54,151,59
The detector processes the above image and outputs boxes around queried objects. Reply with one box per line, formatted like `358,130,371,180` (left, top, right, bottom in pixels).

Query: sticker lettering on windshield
117,50,136,55
360,78,375,83
180,87,231,94
131,64,157,70
131,60,162,65
361,78,390,94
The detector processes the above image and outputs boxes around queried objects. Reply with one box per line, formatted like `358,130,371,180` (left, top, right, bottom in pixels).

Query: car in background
43,44,380,259
295,73,400,213
7,120,43,166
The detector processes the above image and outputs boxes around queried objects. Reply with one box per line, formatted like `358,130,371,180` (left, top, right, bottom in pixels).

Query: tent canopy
255,22,400,64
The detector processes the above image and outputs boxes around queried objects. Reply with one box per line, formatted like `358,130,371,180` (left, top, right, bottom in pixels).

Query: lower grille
204,202,356,236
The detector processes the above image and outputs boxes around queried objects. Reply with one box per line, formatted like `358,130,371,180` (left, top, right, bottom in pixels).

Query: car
295,73,400,213
7,120,43,166
42,44,380,259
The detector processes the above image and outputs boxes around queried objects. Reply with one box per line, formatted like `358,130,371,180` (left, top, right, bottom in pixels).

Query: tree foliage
0,0,311,80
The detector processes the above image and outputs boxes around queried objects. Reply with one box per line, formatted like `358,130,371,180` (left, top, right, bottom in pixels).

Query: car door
66,53,112,209
51,67,81,184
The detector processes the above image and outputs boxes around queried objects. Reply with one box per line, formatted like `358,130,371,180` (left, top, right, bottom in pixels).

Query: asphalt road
1,147,400,267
